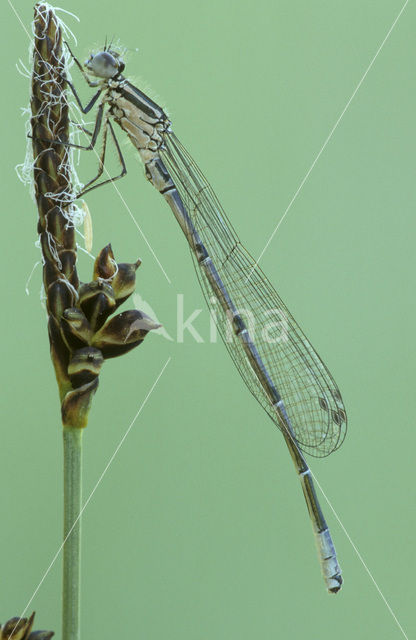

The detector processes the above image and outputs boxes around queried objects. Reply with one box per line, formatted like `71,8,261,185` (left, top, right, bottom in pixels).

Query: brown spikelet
0,612,54,640
30,4,159,428
31,3,78,406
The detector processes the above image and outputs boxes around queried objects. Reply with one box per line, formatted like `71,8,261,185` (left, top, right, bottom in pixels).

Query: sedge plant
16,4,160,638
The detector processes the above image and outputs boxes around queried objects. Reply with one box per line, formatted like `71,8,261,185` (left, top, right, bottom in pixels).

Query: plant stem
62,427,83,640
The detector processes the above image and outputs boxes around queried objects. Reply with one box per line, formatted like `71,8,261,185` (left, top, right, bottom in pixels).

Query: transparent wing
161,132,346,457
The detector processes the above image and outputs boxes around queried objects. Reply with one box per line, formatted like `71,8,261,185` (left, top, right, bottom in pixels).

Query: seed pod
60,308,93,350
78,281,116,331
93,243,116,281
35,162,57,198
0,617,28,640
48,315,71,397
46,279,75,319
44,205,70,245
39,231,58,266
92,309,161,359
61,376,99,429
50,215,75,252
34,148,61,179
59,250,79,289
0,612,53,640
111,258,142,307
43,259,63,290
67,346,104,388
0,612,35,640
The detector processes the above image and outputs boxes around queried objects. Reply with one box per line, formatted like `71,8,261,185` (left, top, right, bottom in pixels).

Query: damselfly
65,43,347,593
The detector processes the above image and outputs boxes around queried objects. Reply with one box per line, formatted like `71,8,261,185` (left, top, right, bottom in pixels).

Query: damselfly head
84,50,125,79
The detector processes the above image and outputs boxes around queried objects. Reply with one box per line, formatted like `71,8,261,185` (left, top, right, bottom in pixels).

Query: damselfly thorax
107,79,169,162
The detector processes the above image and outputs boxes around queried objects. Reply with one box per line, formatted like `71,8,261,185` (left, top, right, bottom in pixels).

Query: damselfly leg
30,40,129,196
69,120,94,137
76,116,127,197
40,84,128,195
64,40,100,88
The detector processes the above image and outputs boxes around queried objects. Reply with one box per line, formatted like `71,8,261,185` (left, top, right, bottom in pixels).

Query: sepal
0,612,53,640
60,308,93,350
78,281,116,331
92,309,161,359
111,259,142,307
61,377,99,428
93,243,116,280
67,346,103,388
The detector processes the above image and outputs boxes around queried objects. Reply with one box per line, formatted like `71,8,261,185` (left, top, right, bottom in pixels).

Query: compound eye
98,51,117,67
86,51,120,78
97,52,117,75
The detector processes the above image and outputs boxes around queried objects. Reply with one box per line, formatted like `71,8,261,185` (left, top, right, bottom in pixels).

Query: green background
1,1,414,638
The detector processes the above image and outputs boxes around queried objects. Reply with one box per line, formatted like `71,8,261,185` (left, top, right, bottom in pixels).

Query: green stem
62,427,83,640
